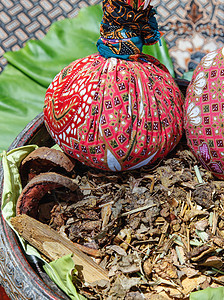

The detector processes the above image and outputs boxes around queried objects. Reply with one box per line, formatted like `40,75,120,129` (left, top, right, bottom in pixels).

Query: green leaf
1,145,39,223
190,287,224,300
143,37,175,77
0,4,174,152
44,254,86,300
0,65,46,152
182,70,194,81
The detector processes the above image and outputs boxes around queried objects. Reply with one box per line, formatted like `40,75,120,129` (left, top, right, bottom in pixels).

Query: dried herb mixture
19,139,224,299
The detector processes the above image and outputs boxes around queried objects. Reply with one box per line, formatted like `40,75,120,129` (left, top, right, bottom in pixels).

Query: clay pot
0,113,70,299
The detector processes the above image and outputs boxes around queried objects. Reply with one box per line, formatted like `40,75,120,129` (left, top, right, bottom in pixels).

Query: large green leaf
0,65,46,152
143,37,175,77
190,287,224,300
0,4,174,152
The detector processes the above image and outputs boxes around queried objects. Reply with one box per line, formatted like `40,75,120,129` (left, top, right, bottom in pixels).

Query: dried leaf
199,256,223,268
194,219,209,231
192,184,215,209
106,245,127,256
184,208,209,222
149,292,174,300
176,246,186,265
154,260,178,279
180,267,199,278
143,258,153,277
101,204,112,230
181,275,207,295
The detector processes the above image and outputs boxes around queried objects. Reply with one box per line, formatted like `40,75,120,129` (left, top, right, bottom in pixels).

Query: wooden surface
11,214,109,284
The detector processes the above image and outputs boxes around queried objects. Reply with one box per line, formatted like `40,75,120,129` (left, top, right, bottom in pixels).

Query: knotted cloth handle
96,0,161,60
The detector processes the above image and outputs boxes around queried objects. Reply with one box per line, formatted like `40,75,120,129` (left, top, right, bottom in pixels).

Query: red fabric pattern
184,46,224,178
0,286,10,300
44,53,183,171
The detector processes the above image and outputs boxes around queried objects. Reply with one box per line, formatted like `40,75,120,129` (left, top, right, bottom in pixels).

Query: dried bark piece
11,214,109,283
20,147,75,185
72,243,102,258
213,237,224,248
16,172,79,218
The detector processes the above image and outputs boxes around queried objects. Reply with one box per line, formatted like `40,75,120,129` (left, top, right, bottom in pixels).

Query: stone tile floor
0,0,101,72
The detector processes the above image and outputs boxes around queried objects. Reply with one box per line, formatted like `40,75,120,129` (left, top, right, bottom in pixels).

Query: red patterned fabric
0,286,10,300
184,46,224,178
44,53,183,171
125,0,145,8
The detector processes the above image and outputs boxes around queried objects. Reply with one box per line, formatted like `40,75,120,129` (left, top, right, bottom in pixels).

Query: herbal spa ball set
43,0,224,178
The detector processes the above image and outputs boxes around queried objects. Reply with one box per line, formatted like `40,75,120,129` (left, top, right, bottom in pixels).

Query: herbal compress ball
44,0,184,171
184,46,224,178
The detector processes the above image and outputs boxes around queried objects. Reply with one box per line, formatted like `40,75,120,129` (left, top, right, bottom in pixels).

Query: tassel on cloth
44,0,183,171
97,0,162,60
